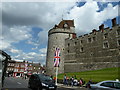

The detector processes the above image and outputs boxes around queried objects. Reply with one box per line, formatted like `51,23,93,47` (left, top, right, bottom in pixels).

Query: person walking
79,78,83,87
63,74,67,85
70,76,74,87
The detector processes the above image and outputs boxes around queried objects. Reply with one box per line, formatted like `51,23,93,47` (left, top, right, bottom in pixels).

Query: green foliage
58,67,120,82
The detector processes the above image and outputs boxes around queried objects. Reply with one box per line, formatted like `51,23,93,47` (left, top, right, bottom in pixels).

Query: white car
89,80,120,90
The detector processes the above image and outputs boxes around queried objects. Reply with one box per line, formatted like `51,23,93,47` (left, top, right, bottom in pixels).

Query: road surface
2,77,88,90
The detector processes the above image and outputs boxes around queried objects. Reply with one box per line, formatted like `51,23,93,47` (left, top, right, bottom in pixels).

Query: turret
46,20,76,75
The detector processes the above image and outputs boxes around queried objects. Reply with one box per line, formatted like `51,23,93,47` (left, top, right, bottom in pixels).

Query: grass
57,67,120,83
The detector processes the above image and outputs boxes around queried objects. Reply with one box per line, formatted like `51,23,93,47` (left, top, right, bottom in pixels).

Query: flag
54,48,60,67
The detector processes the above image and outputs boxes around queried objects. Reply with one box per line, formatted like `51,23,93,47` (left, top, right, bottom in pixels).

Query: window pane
114,82,120,89
101,82,114,88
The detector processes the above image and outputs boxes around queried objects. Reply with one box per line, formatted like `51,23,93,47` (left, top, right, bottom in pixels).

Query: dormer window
64,23,68,28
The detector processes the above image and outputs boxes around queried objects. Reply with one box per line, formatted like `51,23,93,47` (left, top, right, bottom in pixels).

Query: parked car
88,80,120,90
28,74,57,90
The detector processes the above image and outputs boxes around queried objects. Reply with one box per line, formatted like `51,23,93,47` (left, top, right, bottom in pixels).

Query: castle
46,18,120,75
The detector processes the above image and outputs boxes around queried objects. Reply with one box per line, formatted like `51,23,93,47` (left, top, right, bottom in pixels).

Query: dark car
88,80,120,90
28,74,57,90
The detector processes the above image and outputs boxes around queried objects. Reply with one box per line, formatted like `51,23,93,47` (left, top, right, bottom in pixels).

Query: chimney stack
99,24,104,32
112,18,116,27
92,29,97,34
72,33,76,39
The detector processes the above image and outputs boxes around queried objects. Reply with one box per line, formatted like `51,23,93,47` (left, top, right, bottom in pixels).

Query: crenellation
46,18,120,75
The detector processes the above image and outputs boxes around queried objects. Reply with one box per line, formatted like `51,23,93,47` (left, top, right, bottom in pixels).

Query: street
2,77,88,90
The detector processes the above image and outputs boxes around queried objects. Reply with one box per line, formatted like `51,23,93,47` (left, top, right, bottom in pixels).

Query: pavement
57,83,87,89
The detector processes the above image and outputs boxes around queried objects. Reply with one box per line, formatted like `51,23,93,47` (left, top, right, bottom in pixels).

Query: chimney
112,18,116,27
92,29,97,34
99,24,104,32
72,33,76,39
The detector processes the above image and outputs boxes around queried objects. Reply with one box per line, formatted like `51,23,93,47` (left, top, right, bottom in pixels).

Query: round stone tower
46,20,76,75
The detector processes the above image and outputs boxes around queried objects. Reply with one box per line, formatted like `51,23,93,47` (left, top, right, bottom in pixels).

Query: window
80,40,83,44
117,39,120,46
117,29,120,35
75,42,77,45
64,23,68,28
103,41,109,48
88,38,91,43
67,50,69,53
103,33,108,39
114,82,120,89
14,69,18,72
80,47,83,52
21,65,24,67
68,43,70,46
100,82,114,88
15,64,19,67
90,52,93,56
93,37,96,41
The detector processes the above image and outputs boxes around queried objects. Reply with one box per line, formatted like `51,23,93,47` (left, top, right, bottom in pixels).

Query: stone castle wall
46,18,120,75
64,24,120,73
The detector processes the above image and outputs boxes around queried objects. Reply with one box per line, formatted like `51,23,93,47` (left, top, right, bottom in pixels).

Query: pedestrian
86,80,93,88
70,76,74,87
66,76,69,86
79,78,83,87
63,74,67,85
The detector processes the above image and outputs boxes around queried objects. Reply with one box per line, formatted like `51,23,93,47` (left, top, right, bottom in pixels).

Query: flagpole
55,67,58,85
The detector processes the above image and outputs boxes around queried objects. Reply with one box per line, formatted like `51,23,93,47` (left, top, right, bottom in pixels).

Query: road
2,77,88,90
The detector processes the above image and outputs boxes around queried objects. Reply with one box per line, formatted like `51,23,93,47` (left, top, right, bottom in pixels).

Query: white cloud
1,25,32,50
38,30,48,47
65,1,118,35
39,47,47,54
10,48,21,54
0,40,11,50
12,50,46,65
2,1,119,64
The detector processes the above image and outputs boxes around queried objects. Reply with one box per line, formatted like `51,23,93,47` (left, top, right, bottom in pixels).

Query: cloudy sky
1,0,119,65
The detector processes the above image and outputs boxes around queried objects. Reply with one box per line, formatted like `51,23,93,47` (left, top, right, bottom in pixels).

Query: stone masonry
46,18,120,75
46,20,76,75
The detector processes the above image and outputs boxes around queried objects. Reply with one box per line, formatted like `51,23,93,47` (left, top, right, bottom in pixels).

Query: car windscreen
114,82,120,89
38,74,52,81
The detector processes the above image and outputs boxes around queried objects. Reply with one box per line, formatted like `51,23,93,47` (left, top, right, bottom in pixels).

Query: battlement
48,20,76,37
48,28,75,36
64,18,120,73
46,17,120,75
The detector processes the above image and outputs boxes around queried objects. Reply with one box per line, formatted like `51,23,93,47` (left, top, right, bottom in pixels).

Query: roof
54,20,74,29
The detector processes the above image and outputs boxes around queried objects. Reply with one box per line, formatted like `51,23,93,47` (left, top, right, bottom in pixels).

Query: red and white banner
54,48,60,67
